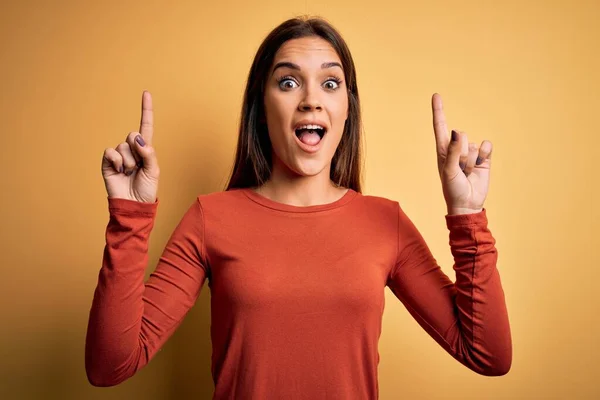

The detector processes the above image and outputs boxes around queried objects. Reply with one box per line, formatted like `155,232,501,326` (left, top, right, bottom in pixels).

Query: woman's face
263,36,348,179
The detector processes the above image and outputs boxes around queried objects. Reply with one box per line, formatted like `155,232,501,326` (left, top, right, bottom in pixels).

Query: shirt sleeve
386,204,512,376
85,196,210,386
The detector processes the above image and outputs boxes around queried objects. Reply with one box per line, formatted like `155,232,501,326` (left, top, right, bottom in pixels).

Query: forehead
273,36,341,66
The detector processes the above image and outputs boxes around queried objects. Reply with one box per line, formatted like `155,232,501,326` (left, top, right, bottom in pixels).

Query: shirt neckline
240,187,358,213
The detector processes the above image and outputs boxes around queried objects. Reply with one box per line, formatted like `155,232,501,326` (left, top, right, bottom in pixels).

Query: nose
298,87,322,111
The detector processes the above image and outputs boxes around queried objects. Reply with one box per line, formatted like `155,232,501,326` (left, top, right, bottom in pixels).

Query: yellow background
1,0,597,399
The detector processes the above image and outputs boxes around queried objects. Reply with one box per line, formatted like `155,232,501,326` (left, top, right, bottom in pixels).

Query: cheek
263,100,288,156
328,95,349,132
330,91,348,114
265,94,298,142
265,94,291,127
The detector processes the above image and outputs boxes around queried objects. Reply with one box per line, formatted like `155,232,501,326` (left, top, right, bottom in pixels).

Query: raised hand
431,93,493,215
101,91,160,203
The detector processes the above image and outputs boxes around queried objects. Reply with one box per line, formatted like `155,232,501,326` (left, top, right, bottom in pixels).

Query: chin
286,157,331,178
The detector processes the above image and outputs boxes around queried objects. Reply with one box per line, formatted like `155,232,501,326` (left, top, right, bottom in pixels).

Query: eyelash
277,75,343,90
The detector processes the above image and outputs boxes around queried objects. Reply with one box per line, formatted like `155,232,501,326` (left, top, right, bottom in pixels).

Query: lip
292,119,328,154
293,119,329,131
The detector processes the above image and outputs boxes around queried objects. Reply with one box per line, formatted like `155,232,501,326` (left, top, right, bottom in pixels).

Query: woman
87,16,512,399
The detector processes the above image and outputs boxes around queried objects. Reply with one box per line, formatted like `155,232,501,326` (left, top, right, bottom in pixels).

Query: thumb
446,130,466,172
134,134,159,175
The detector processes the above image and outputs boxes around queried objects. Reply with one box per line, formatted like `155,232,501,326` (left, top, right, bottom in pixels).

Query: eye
323,77,342,90
278,77,298,90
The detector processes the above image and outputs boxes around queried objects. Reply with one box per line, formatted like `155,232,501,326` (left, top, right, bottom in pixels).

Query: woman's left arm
386,205,512,376
385,93,512,375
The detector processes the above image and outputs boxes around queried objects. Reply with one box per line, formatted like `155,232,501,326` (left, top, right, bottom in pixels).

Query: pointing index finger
139,90,154,145
431,93,449,154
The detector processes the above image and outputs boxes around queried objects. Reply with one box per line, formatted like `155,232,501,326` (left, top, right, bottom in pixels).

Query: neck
254,160,346,207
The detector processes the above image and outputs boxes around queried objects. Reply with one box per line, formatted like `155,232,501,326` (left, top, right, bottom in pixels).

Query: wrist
447,207,483,215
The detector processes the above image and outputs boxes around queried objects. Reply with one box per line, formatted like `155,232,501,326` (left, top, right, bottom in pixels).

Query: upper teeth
297,124,324,130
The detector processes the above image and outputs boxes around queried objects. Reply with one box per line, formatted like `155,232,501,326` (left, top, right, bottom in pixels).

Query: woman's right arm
85,196,209,386
88,91,209,386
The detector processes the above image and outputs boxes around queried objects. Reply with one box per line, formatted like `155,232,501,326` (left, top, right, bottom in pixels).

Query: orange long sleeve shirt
85,188,512,399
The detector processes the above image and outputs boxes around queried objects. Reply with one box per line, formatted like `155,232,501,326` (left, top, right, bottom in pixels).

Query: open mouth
294,125,327,146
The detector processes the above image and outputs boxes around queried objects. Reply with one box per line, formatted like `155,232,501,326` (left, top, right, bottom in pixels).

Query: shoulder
352,192,403,231
195,188,248,210
355,192,400,216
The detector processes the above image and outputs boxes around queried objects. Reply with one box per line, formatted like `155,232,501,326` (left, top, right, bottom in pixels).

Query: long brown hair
225,16,364,193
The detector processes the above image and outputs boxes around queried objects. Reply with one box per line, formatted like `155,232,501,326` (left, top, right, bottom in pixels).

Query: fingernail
135,135,146,147
476,156,483,165
459,161,466,170
125,170,132,176
451,130,459,142
119,166,123,173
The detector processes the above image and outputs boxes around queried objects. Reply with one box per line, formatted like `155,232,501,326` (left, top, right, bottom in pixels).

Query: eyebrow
271,61,343,76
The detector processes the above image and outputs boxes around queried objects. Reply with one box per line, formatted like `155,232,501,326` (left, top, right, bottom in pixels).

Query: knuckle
103,149,114,161
105,149,120,161
116,142,130,151
127,131,139,141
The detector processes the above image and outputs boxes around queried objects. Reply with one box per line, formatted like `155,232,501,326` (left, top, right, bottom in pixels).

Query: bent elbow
85,339,147,387
482,364,511,376
478,354,512,377
86,366,129,387
86,372,117,387
85,354,133,387
461,342,512,377
490,357,512,376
